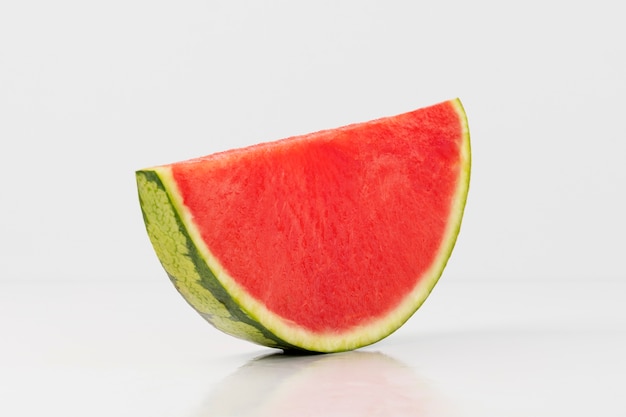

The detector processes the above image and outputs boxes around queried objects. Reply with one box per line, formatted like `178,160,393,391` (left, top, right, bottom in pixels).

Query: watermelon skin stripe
136,170,302,350
136,98,471,352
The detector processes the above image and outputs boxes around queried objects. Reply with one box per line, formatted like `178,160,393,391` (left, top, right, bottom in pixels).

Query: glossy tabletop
2,279,624,416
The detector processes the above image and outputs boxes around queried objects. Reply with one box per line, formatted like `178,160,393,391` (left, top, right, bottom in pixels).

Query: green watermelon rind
137,170,303,350
136,98,471,353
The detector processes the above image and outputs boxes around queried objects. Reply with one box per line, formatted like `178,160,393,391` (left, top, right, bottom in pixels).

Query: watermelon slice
136,98,470,353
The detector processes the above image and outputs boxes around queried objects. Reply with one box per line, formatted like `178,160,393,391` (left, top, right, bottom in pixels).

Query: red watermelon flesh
137,98,470,352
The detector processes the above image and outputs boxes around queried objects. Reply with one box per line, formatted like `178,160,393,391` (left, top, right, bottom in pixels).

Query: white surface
1,1,625,416
1,280,625,416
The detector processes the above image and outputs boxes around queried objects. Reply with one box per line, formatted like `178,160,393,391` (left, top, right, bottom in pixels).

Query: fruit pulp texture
172,102,463,332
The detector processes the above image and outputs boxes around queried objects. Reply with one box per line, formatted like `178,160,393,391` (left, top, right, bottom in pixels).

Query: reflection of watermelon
137,98,470,352
197,352,447,416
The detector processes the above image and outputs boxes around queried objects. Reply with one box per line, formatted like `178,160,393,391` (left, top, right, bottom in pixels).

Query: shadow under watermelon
190,350,456,417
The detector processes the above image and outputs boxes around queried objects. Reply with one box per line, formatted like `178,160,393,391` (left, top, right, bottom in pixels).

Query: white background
1,1,625,416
